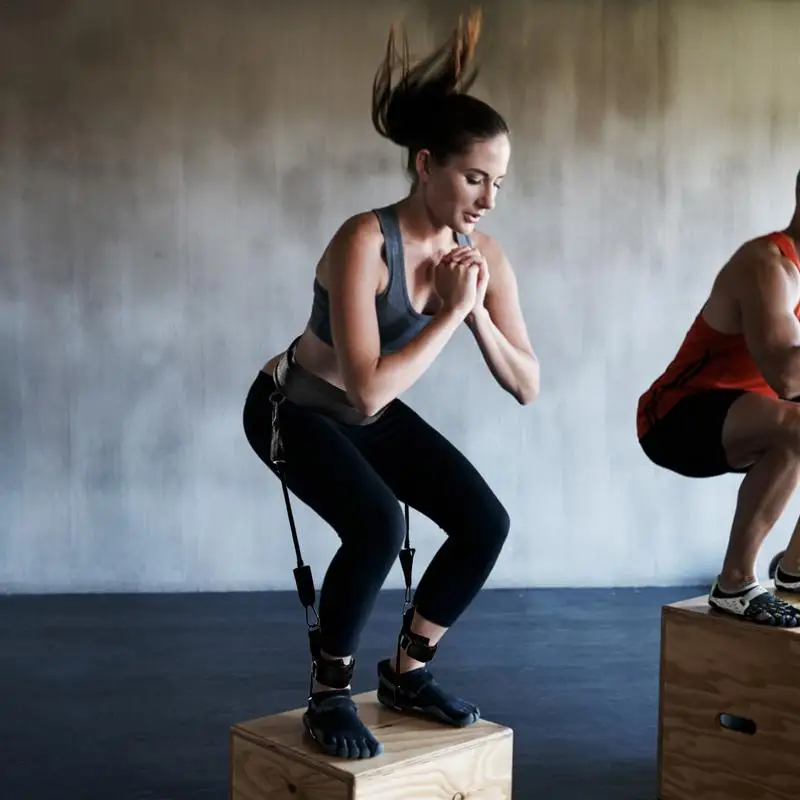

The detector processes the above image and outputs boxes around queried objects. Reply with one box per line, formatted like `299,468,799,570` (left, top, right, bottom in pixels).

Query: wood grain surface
230,690,513,799
658,589,800,800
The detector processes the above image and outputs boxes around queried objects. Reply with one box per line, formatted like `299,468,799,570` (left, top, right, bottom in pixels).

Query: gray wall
3,0,800,593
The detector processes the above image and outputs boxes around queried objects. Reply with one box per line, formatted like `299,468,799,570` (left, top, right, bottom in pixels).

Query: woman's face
417,133,510,234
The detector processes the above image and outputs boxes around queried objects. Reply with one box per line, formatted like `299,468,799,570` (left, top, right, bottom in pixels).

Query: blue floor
0,585,703,799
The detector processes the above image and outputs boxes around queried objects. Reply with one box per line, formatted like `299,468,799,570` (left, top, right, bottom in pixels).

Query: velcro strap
399,631,437,663
314,656,355,689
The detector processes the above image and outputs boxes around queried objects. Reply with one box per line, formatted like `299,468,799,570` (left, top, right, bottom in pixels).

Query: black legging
242,370,510,657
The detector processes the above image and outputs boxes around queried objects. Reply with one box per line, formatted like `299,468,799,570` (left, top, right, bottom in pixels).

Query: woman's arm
464,233,540,404
327,214,473,416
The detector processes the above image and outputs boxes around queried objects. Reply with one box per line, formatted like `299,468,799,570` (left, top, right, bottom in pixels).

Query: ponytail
371,10,484,152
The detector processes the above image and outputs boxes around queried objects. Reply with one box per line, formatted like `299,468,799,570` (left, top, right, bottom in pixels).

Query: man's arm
739,247,800,398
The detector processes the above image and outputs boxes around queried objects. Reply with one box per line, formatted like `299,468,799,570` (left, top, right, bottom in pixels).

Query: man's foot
376,658,480,727
302,689,384,759
708,577,800,627
774,562,800,593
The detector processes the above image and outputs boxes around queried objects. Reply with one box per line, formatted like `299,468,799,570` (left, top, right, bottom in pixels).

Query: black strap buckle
399,503,414,611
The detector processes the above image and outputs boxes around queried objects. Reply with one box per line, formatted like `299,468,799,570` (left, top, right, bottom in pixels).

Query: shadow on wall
0,0,680,242
416,0,677,147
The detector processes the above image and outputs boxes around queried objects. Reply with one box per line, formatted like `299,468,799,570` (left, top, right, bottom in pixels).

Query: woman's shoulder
327,209,385,251
469,228,504,260
319,210,387,286
335,207,386,237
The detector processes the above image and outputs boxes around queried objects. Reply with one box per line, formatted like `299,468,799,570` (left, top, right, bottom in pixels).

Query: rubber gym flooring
0,584,700,798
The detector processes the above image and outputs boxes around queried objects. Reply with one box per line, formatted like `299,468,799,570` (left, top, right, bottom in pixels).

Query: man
637,171,800,627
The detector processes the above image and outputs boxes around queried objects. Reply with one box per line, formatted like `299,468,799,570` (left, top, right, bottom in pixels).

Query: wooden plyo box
230,690,513,799
658,586,800,800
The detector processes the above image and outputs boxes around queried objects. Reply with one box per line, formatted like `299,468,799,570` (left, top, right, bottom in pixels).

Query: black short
639,389,749,478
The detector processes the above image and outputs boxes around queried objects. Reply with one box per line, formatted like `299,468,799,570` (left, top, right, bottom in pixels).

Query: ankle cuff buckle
399,630,437,663
312,655,355,690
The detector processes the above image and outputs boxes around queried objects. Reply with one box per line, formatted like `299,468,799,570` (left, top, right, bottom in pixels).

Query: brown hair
371,10,507,178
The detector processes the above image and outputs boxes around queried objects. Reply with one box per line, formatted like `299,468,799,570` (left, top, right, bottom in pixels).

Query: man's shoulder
714,233,800,314
723,233,795,282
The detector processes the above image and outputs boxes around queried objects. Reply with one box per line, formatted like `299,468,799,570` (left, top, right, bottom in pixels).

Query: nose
477,185,496,211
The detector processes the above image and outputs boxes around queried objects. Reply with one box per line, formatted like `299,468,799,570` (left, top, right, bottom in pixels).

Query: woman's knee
341,497,407,566
463,492,511,558
487,499,511,555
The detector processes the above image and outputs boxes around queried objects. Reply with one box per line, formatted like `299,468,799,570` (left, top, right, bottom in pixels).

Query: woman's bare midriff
260,208,454,391
261,327,348,392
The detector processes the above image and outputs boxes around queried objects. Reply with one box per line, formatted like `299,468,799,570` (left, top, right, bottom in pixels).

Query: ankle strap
399,630,437,662
398,607,438,663
313,655,355,690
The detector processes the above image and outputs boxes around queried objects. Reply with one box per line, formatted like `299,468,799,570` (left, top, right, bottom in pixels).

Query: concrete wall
2,0,800,593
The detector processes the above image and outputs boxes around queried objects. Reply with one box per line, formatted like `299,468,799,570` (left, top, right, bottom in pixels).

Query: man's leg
774,530,800,589
715,392,800,624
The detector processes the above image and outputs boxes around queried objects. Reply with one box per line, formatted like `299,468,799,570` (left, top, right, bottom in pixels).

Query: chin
453,213,480,234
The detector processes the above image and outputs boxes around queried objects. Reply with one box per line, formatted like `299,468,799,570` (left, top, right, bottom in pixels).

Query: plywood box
230,690,513,799
659,586,800,800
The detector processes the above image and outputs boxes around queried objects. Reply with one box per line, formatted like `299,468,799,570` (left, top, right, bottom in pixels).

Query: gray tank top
306,204,472,354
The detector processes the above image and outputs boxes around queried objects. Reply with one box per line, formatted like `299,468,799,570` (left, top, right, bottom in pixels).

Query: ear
414,148,434,184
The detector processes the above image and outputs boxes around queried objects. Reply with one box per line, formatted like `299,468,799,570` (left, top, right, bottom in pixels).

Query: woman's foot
302,649,384,759
375,607,480,727
303,689,384,759
376,658,480,727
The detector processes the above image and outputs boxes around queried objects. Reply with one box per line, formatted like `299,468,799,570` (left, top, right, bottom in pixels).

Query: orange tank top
636,231,800,439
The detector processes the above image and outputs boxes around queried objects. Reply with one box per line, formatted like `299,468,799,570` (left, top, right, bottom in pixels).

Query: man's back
637,232,800,439
705,236,800,336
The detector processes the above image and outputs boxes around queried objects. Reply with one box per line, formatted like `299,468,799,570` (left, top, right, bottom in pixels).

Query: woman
243,10,539,759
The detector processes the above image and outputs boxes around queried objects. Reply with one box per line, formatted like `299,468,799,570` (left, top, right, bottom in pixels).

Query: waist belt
272,338,385,426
